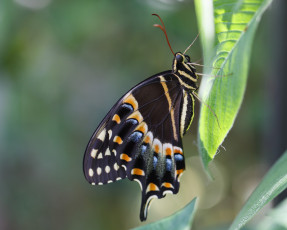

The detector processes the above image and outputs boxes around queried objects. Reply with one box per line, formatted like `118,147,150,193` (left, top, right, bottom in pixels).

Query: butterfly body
83,52,198,221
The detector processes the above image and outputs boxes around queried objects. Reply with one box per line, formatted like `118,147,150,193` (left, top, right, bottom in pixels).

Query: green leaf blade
196,0,273,167
229,150,287,230
133,198,197,230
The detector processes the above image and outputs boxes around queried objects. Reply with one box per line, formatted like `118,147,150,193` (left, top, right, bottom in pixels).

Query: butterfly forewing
84,72,188,220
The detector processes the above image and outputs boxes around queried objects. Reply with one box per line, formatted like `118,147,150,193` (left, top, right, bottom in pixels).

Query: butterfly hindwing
83,69,194,221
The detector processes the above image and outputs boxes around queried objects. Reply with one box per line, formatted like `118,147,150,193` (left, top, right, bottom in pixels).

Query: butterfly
83,14,200,221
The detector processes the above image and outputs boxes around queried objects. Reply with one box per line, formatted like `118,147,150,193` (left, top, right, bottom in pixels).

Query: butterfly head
173,52,194,70
175,52,189,63
172,52,198,89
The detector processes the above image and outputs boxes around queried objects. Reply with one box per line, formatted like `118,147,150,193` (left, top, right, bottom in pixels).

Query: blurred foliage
0,0,281,230
134,198,197,230
255,196,287,230
229,149,287,230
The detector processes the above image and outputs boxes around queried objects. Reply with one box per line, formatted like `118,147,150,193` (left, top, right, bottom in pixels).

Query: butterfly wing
83,71,194,221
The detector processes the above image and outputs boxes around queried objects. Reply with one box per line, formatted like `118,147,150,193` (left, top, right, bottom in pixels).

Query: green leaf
229,150,287,230
195,0,273,167
194,0,215,61
133,198,197,230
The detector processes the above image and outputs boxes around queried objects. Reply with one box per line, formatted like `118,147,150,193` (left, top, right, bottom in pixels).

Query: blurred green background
0,0,286,229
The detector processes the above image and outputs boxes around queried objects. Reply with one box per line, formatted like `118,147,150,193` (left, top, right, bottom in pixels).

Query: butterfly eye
184,55,190,62
175,54,183,62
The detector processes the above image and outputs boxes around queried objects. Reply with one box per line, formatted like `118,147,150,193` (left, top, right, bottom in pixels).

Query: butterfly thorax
172,52,198,91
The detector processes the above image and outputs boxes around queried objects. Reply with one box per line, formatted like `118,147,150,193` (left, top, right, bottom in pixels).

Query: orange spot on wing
135,122,147,134
113,136,123,145
176,169,184,175
112,114,121,124
165,147,172,156
162,182,174,189
123,94,138,110
127,111,143,123
154,144,160,153
144,135,150,143
120,153,132,162
146,183,159,193
131,168,145,176
174,147,183,155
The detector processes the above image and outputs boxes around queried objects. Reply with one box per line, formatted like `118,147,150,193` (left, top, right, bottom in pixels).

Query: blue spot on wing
126,118,138,125
153,156,158,168
174,154,184,162
122,103,134,111
166,158,172,171
129,131,143,142
140,144,147,155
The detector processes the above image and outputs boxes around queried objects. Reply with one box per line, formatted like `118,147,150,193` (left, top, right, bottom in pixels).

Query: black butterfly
83,14,199,221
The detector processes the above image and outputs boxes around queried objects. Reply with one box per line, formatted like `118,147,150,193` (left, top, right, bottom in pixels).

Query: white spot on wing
177,171,184,182
144,195,158,220
173,146,183,154
89,168,94,177
91,149,97,158
146,131,154,143
114,163,119,171
105,148,111,156
105,166,110,173
163,190,173,195
163,143,173,156
108,130,112,139
133,178,143,191
152,138,162,153
107,180,113,183
97,167,102,175
97,128,106,141
97,152,103,159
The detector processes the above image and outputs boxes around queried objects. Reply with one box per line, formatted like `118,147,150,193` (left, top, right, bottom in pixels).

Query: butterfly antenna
188,62,222,70
192,91,221,129
152,13,175,56
183,32,200,55
197,72,233,78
